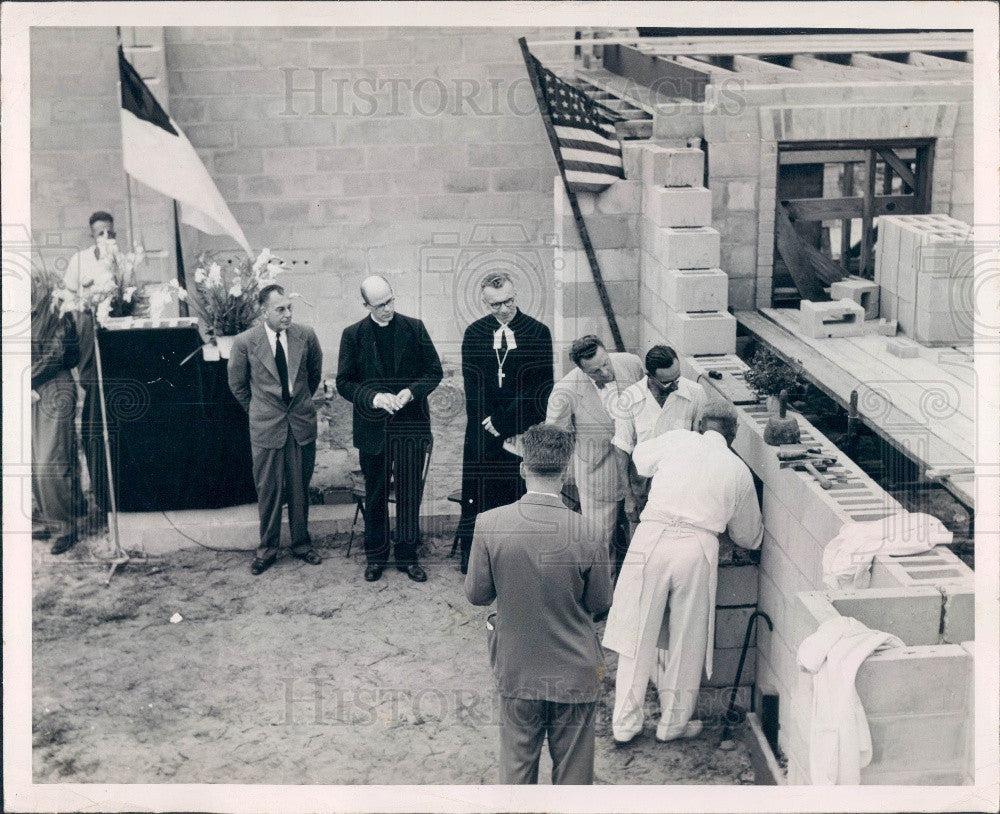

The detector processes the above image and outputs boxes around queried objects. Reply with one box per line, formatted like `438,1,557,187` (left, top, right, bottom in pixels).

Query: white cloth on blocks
821,512,952,590
797,616,904,785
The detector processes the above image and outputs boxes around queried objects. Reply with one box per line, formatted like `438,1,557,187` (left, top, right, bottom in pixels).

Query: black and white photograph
3,2,998,812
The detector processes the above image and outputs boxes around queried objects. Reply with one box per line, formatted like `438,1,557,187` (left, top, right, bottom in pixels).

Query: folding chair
345,438,433,557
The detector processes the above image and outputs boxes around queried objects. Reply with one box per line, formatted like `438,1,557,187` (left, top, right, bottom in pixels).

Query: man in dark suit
228,284,324,575
457,271,553,574
336,275,443,583
465,423,613,785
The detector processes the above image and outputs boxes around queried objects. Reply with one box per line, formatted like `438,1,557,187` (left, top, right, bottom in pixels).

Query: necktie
275,331,291,404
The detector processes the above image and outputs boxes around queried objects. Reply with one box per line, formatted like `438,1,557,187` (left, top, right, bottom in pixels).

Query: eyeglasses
366,296,395,310
487,297,516,311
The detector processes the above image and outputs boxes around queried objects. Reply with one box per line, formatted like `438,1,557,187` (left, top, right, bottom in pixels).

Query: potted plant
169,248,285,359
743,347,802,413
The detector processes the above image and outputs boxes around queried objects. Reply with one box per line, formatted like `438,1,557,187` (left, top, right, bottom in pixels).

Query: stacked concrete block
875,214,973,344
641,145,704,187
643,186,712,228
667,310,737,356
799,298,866,339
661,267,728,312
829,276,879,321
788,588,974,785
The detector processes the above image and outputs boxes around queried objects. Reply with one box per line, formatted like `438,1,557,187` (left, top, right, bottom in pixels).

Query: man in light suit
545,335,644,566
465,423,613,784
228,283,324,575
336,275,442,583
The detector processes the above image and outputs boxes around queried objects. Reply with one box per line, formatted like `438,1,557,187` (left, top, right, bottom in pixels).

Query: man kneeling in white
603,400,763,743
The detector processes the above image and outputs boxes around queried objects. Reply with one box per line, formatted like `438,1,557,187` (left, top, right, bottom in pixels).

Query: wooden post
518,37,625,352
860,150,876,278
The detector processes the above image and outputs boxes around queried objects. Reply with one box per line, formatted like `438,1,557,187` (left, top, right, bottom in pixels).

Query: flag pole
517,37,625,352
116,29,137,251
173,200,189,316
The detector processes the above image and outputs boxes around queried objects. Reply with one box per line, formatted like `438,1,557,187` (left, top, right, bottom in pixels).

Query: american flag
531,56,624,193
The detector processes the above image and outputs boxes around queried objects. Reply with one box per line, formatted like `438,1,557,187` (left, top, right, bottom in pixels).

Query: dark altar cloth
96,325,257,511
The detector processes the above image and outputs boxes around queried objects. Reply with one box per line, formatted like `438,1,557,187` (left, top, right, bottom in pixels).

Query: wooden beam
525,33,974,55
575,67,671,113
850,52,923,76
876,147,917,191
780,148,915,165
790,54,863,78
860,149,876,277
674,55,733,74
783,194,916,222
907,51,972,69
602,44,710,102
733,54,799,74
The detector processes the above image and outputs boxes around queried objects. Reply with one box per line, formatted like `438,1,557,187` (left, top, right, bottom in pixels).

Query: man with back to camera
228,283,324,575
336,275,443,583
456,271,553,574
465,423,613,784
603,400,763,744
545,334,643,566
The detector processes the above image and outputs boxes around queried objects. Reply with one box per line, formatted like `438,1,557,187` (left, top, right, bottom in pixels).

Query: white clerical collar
370,313,394,327
493,322,516,350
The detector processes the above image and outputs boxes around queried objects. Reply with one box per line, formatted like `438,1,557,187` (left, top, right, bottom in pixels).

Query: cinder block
596,180,643,215
651,225,721,269
715,606,758,649
867,712,969,771
886,337,920,358
830,586,943,646
705,645,756,687
913,303,971,346
717,563,759,606
799,298,866,339
643,186,712,227
942,583,975,644
667,309,736,355
642,145,704,187
621,142,644,180
829,276,879,320
660,267,728,312
856,645,972,715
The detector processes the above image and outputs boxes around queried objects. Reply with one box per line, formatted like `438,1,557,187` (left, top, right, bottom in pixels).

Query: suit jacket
336,313,443,454
227,322,323,449
545,352,644,503
465,493,613,702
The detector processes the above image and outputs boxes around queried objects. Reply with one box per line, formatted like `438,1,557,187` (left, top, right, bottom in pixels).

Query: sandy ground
32,534,754,786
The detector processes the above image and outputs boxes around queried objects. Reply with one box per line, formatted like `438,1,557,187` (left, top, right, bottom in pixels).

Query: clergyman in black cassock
457,272,554,571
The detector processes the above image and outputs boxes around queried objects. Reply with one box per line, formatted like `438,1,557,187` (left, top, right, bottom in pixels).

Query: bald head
360,275,395,324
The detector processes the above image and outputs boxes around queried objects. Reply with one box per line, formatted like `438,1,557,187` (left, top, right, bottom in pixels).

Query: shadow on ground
32,534,754,785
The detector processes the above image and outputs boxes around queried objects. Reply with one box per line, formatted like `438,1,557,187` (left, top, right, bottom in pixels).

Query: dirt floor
32,533,755,786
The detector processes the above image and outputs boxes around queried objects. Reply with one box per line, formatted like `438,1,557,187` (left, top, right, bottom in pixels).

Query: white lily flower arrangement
176,248,286,337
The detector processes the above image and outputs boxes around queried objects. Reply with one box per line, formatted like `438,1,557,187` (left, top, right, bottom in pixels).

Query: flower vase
202,341,221,362
766,395,782,415
215,335,235,359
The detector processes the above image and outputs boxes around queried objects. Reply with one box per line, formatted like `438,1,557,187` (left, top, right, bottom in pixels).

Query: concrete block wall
875,214,973,345
31,25,571,368
31,27,176,284
787,589,974,785
553,180,641,370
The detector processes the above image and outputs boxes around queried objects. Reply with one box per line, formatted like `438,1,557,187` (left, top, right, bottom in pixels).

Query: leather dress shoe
250,554,276,575
398,563,427,582
364,563,384,582
50,535,77,556
292,548,321,565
